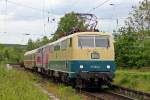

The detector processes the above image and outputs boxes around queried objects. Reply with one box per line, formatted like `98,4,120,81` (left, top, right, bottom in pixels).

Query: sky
0,0,142,45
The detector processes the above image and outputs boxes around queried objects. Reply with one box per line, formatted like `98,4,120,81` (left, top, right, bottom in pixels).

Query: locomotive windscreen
78,35,109,48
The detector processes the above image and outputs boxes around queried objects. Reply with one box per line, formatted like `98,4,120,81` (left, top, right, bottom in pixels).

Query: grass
41,81,83,100
0,65,49,100
114,69,150,93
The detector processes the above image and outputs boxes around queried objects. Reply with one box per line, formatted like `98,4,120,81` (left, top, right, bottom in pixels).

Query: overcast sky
0,0,142,45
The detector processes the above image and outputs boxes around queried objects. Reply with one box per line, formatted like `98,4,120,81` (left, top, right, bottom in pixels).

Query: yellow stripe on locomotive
48,32,114,61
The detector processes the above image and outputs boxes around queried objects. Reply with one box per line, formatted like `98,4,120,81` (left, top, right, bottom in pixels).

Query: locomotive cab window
78,36,94,48
95,36,110,48
78,35,109,48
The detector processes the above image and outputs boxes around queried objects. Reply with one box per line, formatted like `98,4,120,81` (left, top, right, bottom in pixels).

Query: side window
61,38,72,50
49,45,54,52
54,43,60,51
61,40,67,50
38,49,41,53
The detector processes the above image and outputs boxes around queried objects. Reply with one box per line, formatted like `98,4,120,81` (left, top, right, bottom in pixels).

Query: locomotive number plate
91,52,100,59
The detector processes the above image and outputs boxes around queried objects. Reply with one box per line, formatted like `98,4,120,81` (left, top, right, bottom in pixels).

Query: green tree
126,0,150,31
0,44,25,64
0,44,5,63
41,36,50,46
115,0,150,68
115,28,150,68
27,39,36,51
26,36,50,50
52,12,86,41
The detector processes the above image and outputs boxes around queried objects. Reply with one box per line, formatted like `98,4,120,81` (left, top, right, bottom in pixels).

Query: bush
114,70,150,92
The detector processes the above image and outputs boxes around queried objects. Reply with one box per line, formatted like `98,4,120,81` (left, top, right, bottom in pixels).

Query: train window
78,36,94,48
61,40,67,50
49,45,54,52
78,35,110,48
49,46,51,52
38,49,42,53
54,44,60,51
95,36,109,48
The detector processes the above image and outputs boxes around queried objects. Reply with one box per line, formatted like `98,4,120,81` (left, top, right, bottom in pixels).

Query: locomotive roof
46,32,111,46
25,32,112,55
24,49,38,55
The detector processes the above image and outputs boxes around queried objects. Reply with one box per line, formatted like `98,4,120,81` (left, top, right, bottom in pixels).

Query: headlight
107,65,111,69
80,65,83,69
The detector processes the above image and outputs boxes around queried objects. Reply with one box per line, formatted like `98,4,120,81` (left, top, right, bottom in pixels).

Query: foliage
0,44,25,63
114,70,150,92
26,39,36,51
115,29,150,68
0,66,49,100
26,36,50,50
126,0,150,31
52,12,86,41
114,0,150,68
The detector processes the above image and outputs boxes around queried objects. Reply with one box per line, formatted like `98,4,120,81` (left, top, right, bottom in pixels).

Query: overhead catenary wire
4,0,60,20
6,0,60,23
88,0,112,13
6,0,50,14
6,0,56,35
42,0,47,35
86,0,112,31
0,0,54,42
87,0,135,32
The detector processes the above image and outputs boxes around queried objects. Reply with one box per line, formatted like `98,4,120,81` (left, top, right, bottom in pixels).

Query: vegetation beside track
0,65,49,100
40,80,82,100
114,70,150,93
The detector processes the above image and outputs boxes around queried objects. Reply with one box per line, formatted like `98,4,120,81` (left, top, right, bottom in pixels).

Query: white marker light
80,65,83,69
107,65,111,69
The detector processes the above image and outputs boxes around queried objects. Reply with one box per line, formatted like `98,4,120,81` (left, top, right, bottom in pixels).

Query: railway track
78,90,136,100
78,84,150,100
111,84,150,100
11,64,150,100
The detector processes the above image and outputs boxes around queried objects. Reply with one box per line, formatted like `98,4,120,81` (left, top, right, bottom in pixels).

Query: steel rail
111,84,150,100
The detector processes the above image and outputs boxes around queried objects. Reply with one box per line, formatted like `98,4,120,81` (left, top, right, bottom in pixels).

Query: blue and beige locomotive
24,32,116,88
